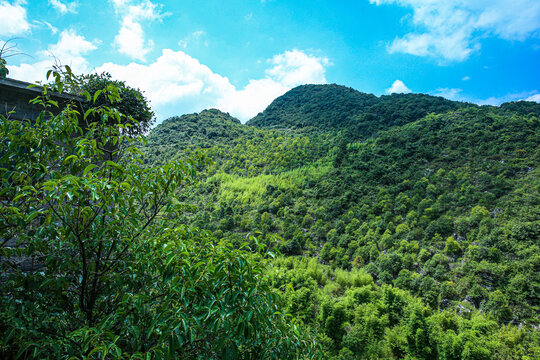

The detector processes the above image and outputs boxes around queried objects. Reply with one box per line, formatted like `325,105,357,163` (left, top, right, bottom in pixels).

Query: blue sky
1,0,539,123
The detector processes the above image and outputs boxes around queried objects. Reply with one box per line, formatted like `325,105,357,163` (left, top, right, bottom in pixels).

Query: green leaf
93,89,103,103
83,164,97,176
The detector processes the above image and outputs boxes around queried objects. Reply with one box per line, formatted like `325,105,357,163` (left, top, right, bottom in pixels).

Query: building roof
0,77,84,101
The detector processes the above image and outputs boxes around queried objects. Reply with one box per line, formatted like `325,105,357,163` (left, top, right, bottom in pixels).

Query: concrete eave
0,77,85,102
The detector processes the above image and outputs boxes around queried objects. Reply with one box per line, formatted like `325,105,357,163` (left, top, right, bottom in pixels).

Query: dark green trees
79,72,155,136
0,68,319,359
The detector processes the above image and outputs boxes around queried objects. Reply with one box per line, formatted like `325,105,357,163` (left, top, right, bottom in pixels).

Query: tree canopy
79,72,155,136
0,68,319,359
144,85,540,359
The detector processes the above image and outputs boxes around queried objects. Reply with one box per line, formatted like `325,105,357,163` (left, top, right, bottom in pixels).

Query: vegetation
145,85,539,359
1,66,538,358
247,84,470,141
0,68,318,359
78,72,156,136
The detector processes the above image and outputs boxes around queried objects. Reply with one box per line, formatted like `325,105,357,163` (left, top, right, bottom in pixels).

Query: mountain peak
247,83,467,138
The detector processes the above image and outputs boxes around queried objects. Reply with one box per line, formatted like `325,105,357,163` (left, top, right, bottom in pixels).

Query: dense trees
145,85,539,358
2,71,538,358
268,257,539,359
79,72,155,136
0,68,318,359
247,84,470,141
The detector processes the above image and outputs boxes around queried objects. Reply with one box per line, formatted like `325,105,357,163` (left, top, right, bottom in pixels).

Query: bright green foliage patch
269,257,540,360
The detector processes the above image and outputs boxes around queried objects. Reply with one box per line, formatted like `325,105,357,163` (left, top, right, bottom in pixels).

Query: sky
1,0,540,124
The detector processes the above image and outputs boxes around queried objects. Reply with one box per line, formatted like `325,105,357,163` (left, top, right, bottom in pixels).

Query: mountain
248,84,471,140
143,85,540,359
146,108,242,148
248,84,378,131
144,108,245,164
499,100,540,117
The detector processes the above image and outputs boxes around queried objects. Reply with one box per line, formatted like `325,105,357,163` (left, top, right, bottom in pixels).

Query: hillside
144,85,540,359
248,84,378,131
248,84,471,140
144,109,244,162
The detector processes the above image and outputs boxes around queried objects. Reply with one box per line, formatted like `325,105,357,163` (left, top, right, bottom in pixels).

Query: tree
406,305,435,359
79,72,155,136
0,38,25,79
0,67,319,359
0,57,7,79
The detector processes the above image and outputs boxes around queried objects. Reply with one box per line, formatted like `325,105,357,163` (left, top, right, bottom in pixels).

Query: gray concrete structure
0,78,84,274
0,77,83,121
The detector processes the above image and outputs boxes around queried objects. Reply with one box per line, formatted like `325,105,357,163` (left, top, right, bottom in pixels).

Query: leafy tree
0,68,319,359
0,57,7,79
79,72,155,136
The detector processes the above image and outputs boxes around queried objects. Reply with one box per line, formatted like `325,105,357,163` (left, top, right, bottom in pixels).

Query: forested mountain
499,100,540,117
247,84,471,140
144,84,539,359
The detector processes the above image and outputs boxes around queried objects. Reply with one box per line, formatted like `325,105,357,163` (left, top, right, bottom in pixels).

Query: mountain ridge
246,84,472,138
142,82,540,359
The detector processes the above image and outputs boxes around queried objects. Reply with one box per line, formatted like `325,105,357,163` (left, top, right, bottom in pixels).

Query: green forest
1,69,539,359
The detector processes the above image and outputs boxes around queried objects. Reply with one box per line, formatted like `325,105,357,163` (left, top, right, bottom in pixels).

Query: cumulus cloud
370,0,540,62
216,49,328,120
97,48,329,122
9,29,98,82
112,0,167,61
266,49,328,87
0,1,30,37
49,0,77,14
46,29,99,58
97,49,233,107
386,80,411,94
524,94,540,102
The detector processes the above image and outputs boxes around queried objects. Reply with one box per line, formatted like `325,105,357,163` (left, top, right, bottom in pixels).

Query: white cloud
49,0,77,14
33,20,59,35
462,76,470,81
112,0,167,61
97,49,233,106
115,17,152,61
215,50,328,120
216,79,288,120
432,87,463,101
524,94,540,102
46,29,98,59
96,48,329,122
386,79,411,94
370,0,540,62
178,30,206,49
8,29,98,82
266,49,328,87
0,1,30,37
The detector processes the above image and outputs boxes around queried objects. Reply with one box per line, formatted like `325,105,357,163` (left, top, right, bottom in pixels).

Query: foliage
79,72,155,136
267,257,539,359
247,84,470,141
499,100,540,118
0,57,7,79
143,84,540,358
0,68,319,359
